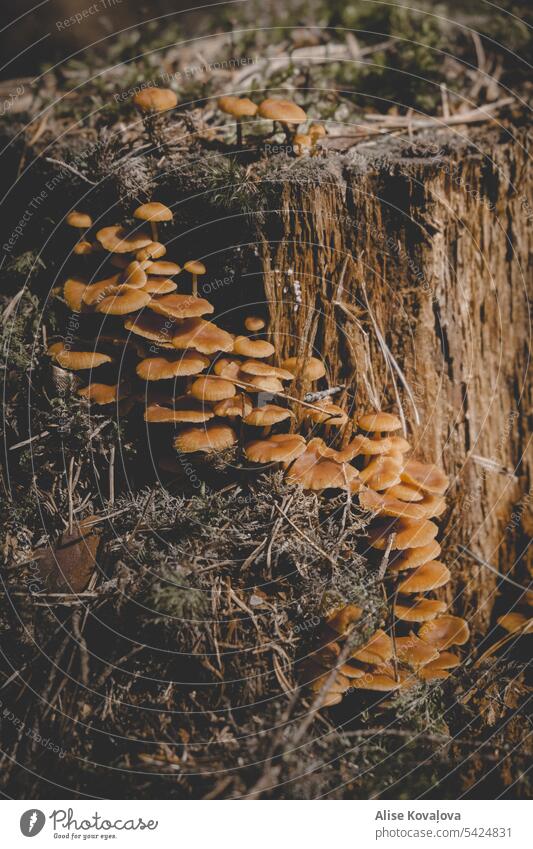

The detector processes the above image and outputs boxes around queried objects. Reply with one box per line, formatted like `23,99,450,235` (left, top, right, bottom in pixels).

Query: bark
258,127,532,631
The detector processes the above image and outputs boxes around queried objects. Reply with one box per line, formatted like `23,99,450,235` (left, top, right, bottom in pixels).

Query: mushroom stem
192,275,198,297
150,222,159,242
236,118,243,147
263,425,272,437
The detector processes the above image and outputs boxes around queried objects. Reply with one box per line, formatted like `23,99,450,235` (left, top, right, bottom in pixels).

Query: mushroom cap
213,394,253,418
136,351,209,381
388,435,412,453
398,561,451,593
308,672,351,696
496,612,533,634
326,604,362,637
359,455,403,490
418,615,470,649
416,493,447,519
258,97,307,124
137,242,167,261
357,411,403,432
350,629,393,665
285,441,359,491
183,260,206,276
190,375,236,402
124,312,176,346
281,356,326,381
293,133,312,154
421,651,461,674
149,293,214,320
347,434,393,456
309,122,327,140
49,345,112,371
133,87,177,112
172,318,234,355
123,261,148,288
73,240,94,255
174,423,237,453
244,375,285,393
63,277,88,311
401,459,449,495
350,672,402,692
239,360,294,380
244,315,266,332
244,404,294,426
96,286,152,315
307,400,348,426
146,260,181,277
388,540,442,572
395,597,448,623
96,225,152,254
395,633,440,668
82,274,122,306
213,357,242,378
66,211,92,228
134,202,173,223
142,277,178,294
244,433,306,464
218,95,258,117
367,518,439,550
358,489,428,521
78,383,121,404
233,336,275,358
145,398,214,423
386,483,424,502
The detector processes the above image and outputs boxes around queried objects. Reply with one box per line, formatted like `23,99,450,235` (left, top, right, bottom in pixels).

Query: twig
273,501,337,568
44,157,97,186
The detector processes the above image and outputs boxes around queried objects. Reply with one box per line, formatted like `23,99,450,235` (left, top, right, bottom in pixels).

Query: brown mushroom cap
96,286,151,315
307,400,348,426
350,629,393,665
358,455,403,490
244,404,294,427
66,211,92,228
172,318,234,355
133,87,177,113
134,202,173,223
346,434,393,456
244,375,285,394
395,633,440,668
49,345,112,371
145,398,214,424
386,483,424,502
183,260,206,276
258,97,307,124
233,336,275,358
82,274,122,306
136,351,209,381
142,277,177,295
358,489,428,521
281,356,326,381
388,435,412,453
388,540,442,572
398,561,451,593
418,615,470,649
124,312,176,346
218,95,258,118
73,240,94,255
394,597,448,623
174,423,237,453
401,459,449,495
190,375,236,402
213,394,253,418
350,672,402,692
293,133,312,154
357,411,403,432
213,357,242,379
96,226,152,254
309,123,327,141
244,315,266,332
146,260,181,277
123,261,148,288
326,604,362,637
149,293,214,320
244,433,306,464
239,360,294,381
367,518,439,550
63,277,88,311
137,242,167,261
78,383,121,405
285,440,359,491
415,493,447,519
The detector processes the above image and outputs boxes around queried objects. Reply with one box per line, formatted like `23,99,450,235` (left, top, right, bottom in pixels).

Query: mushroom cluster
53,205,469,710
217,94,326,154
